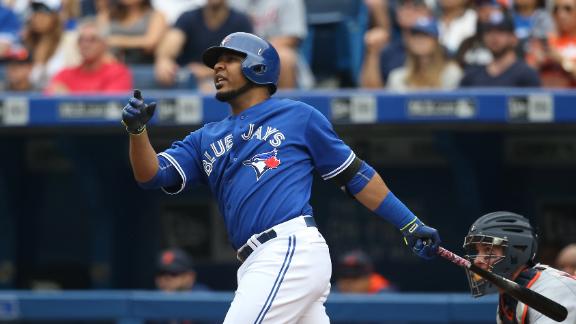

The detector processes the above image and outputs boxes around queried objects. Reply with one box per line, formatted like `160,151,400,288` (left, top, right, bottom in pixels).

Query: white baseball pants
223,216,332,324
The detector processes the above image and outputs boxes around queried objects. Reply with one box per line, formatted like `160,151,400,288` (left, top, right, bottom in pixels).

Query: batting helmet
463,211,538,297
202,32,280,94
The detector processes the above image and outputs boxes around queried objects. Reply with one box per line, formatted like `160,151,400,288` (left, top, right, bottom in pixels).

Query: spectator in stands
556,243,576,275
360,0,432,88
526,0,576,80
0,49,33,91
99,0,167,65
230,0,311,89
334,250,397,294
387,17,462,91
45,18,132,94
437,0,478,56
155,248,210,292
455,0,503,68
23,0,80,90
511,0,554,54
154,0,252,92
0,3,22,61
459,11,541,87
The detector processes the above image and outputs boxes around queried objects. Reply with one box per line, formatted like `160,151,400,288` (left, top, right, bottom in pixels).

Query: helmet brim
202,46,247,69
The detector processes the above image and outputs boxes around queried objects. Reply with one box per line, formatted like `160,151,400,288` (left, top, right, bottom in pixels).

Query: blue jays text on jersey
152,98,355,249
200,124,286,177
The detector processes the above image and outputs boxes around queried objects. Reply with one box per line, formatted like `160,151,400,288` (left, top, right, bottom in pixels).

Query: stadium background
1,0,576,322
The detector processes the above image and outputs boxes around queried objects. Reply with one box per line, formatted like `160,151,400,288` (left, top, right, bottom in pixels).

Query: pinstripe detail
254,235,296,324
321,151,356,180
158,152,186,194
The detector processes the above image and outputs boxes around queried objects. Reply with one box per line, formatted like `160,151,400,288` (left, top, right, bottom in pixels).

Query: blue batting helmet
202,32,280,94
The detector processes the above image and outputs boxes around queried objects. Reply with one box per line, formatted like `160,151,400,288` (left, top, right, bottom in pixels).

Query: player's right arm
122,89,161,182
129,128,159,183
122,90,205,193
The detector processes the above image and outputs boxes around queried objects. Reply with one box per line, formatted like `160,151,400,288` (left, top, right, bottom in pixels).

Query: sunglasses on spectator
553,4,575,13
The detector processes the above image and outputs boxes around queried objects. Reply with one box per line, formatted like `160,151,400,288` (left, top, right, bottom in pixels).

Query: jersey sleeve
305,108,355,181
158,129,206,194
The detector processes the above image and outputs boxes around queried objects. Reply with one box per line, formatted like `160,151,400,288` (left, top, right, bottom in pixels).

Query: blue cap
410,17,439,38
481,11,515,32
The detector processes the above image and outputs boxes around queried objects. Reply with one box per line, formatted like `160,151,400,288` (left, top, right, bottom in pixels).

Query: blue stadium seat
129,65,198,90
301,0,368,87
129,64,160,90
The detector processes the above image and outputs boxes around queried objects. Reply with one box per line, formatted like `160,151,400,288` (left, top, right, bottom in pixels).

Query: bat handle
437,246,472,269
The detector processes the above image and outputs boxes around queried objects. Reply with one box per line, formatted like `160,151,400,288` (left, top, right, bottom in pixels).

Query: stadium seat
302,0,368,87
129,65,197,90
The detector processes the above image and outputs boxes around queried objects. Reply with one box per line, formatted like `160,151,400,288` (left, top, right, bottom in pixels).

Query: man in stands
459,11,540,87
45,18,132,94
154,0,252,92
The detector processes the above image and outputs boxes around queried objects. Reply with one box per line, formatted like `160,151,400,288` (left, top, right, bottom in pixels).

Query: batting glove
400,218,441,260
122,89,156,135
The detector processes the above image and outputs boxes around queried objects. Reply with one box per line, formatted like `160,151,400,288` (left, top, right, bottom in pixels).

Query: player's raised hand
122,89,157,135
400,218,441,260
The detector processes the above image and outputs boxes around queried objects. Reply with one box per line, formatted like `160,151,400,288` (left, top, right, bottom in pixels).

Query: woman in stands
23,0,80,91
101,0,167,64
387,17,462,91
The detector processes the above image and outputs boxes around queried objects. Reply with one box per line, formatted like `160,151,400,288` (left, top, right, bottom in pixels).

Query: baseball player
463,211,576,323
122,32,441,323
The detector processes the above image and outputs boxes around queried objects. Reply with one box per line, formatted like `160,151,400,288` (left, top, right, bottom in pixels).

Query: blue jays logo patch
243,149,281,180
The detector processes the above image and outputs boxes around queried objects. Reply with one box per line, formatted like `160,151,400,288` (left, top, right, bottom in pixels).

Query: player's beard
215,82,254,102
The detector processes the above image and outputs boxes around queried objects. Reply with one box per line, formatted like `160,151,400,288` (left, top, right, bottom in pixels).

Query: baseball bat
437,246,567,322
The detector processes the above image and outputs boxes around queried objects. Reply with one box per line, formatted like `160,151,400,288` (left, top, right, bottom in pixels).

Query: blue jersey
157,98,354,249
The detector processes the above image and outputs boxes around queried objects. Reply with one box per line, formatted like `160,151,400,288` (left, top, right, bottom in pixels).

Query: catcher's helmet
202,32,280,94
463,211,538,297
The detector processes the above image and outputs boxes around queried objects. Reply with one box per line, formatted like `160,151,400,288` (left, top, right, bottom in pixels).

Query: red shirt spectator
46,17,132,94
48,62,131,93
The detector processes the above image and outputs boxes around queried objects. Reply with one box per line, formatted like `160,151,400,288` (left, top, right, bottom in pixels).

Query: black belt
237,216,317,263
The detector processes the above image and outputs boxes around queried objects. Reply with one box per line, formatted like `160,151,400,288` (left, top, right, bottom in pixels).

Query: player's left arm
334,158,441,260
304,107,440,259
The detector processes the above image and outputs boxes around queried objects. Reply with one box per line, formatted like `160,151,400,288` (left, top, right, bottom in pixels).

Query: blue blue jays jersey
157,98,354,249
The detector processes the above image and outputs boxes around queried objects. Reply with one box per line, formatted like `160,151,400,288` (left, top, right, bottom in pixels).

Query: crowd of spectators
1,0,576,93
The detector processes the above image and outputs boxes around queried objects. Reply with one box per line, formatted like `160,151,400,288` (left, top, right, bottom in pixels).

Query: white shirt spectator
387,62,463,91
229,0,307,40
439,9,477,55
152,0,205,25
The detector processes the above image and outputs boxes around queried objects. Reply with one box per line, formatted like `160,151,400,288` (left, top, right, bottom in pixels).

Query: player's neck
229,88,271,115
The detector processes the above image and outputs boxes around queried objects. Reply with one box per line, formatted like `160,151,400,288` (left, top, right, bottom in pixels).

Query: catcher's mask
463,211,537,297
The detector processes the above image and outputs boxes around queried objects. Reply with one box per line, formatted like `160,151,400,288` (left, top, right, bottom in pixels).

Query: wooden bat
437,246,568,322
